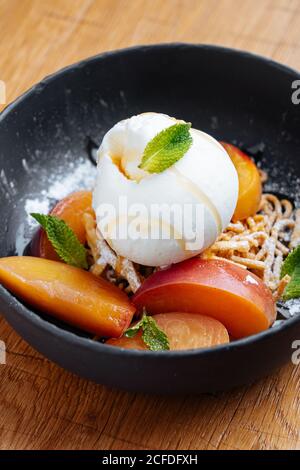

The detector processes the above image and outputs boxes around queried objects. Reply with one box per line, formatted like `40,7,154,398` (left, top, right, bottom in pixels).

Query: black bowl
0,44,300,394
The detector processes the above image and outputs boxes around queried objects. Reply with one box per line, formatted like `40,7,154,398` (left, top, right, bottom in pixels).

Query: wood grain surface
0,0,300,450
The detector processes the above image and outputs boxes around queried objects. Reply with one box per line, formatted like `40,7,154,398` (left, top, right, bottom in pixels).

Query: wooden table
0,0,300,450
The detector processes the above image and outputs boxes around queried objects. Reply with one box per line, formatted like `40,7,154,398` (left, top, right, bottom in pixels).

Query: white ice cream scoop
93,112,238,266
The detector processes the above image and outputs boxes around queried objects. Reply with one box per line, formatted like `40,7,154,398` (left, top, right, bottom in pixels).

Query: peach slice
32,190,93,261
133,258,276,339
0,256,135,337
221,142,262,222
107,312,229,350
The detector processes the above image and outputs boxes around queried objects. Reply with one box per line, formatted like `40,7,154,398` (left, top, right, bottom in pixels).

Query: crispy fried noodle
83,212,142,293
202,172,299,298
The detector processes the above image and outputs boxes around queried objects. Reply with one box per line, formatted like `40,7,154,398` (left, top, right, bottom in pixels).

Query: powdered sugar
22,158,30,173
283,298,300,317
24,157,96,229
277,298,300,319
25,199,50,225
0,169,17,198
47,159,96,199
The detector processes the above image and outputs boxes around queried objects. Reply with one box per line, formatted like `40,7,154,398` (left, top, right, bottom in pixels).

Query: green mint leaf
124,310,170,351
141,315,170,351
281,245,300,300
31,213,88,269
282,265,300,301
138,122,192,173
124,318,144,338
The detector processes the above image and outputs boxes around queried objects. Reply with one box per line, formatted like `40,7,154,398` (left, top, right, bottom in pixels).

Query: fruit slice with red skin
0,256,135,337
133,258,276,339
221,142,262,222
31,190,93,261
107,312,229,350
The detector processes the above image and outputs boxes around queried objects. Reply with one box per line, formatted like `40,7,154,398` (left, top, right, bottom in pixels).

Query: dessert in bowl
0,44,299,393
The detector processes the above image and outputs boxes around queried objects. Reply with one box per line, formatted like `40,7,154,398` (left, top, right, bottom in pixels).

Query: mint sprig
280,245,300,300
125,309,170,351
138,122,192,173
282,266,300,300
31,213,88,269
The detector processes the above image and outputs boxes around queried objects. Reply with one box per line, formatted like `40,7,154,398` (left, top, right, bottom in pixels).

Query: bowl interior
0,44,300,339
